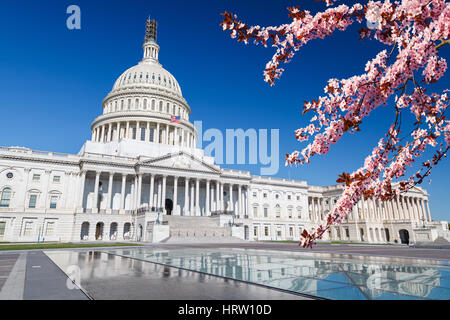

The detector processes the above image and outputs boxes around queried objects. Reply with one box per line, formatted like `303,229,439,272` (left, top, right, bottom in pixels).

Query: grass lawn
0,242,140,251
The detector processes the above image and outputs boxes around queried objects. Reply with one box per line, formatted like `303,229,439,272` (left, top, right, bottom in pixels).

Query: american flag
170,115,181,123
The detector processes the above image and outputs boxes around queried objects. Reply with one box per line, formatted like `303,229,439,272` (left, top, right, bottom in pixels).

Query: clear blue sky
0,0,448,220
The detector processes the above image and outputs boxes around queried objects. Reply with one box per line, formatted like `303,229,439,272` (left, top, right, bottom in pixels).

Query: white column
107,172,113,210
100,126,105,142
238,185,242,215
162,175,167,214
426,200,431,222
184,178,189,216
173,176,178,215
216,181,220,212
195,178,200,216
146,122,150,141
93,171,100,211
206,179,210,216
120,174,126,210
174,127,178,146
157,178,162,209
420,199,427,222
190,180,195,215
126,122,130,139
116,122,120,140
156,123,160,143
137,173,143,208
107,124,112,142
229,184,234,213
149,174,154,209
165,124,169,144
77,170,86,208
220,182,224,211
136,121,141,141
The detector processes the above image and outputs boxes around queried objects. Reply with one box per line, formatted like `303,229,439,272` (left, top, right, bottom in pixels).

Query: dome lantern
142,18,160,63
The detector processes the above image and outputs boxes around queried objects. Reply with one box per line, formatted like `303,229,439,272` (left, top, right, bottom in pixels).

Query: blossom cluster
221,0,449,248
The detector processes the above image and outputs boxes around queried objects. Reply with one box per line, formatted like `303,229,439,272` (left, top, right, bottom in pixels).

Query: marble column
195,178,200,216
107,172,113,210
120,174,126,210
420,199,427,222
149,174,154,209
229,184,233,213
216,181,220,212
205,179,210,216
173,176,178,215
137,174,143,208
78,170,86,208
426,200,432,222
157,178,162,209
190,180,195,215
156,123,160,143
220,182,224,211
238,185,242,215
93,171,100,211
184,178,189,216
161,175,167,214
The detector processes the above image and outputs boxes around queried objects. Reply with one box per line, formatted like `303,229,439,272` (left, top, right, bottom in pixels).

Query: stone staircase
161,215,244,243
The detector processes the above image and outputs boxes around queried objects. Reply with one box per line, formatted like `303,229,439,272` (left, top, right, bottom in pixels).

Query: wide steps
163,215,220,228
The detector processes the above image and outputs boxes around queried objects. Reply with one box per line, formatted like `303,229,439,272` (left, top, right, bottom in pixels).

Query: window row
0,187,60,209
252,205,303,219
252,191,303,201
104,98,188,119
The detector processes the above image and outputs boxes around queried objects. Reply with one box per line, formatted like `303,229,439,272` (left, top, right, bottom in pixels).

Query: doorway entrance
95,222,104,240
165,198,173,215
399,229,410,244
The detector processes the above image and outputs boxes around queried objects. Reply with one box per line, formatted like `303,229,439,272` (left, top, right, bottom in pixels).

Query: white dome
111,60,183,97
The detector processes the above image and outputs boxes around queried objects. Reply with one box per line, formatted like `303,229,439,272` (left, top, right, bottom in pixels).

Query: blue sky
0,0,448,220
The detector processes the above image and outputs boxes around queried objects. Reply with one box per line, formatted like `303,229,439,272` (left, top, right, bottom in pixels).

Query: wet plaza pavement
0,243,449,300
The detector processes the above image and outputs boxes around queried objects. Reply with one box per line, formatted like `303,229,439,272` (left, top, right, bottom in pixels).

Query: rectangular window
264,226,269,236
49,196,57,209
45,222,55,236
277,229,282,237
29,194,37,208
253,207,258,217
288,208,293,218
23,221,33,237
53,176,61,183
253,192,257,198
32,174,40,181
0,222,6,236
263,207,268,218
263,193,267,198
297,196,300,201
141,128,146,141
253,226,258,237
289,227,294,237
288,195,291,200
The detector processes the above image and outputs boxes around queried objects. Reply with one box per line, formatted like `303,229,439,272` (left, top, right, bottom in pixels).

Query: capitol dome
111,58,183,97
89,18,197,150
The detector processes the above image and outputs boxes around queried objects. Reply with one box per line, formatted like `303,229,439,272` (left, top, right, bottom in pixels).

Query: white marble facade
0,19,447,244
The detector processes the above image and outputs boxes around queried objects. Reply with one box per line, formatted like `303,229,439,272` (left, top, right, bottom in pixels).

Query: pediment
140,152,221,173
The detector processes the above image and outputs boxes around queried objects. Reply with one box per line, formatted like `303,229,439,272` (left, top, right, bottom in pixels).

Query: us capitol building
0,19,448,245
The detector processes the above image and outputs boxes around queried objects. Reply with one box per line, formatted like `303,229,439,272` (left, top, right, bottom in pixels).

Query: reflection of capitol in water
46,248,449,300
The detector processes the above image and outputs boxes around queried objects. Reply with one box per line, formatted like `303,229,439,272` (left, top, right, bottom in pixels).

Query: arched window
151,99,155,110
0,188,12,207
